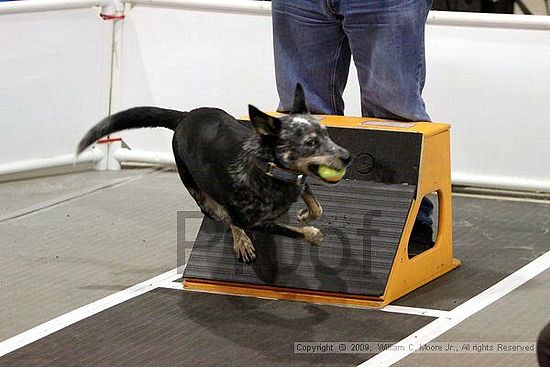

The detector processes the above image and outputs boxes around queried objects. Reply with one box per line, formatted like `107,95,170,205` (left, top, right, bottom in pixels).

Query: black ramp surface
184,180,416,296
0,289,434,367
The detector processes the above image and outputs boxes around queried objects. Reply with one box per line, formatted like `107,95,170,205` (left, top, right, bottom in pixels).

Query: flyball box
182,115,460,308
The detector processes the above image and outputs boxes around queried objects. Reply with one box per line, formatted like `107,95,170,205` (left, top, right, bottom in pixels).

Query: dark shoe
408,222,435,258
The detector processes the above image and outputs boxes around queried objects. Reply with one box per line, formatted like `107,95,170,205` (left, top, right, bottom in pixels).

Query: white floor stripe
357,250,550,367
381,305,451,319
158,281,184,290
0,268,181,358
157,282,451,319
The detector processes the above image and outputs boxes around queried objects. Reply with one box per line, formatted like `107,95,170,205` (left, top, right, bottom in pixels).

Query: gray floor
395,270,550,367
0,169,548,366
0,169,199,341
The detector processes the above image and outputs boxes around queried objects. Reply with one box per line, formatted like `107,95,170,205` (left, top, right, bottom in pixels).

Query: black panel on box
237,120,422,186
327,127,421,185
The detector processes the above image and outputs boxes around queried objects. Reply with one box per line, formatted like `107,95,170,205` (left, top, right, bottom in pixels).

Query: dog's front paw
297,208,311,223
297,206,322,223
233,235,256,263
303,226,324,246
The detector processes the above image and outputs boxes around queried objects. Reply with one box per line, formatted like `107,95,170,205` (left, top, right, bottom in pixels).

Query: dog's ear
290,83,309,114
248,105,282,136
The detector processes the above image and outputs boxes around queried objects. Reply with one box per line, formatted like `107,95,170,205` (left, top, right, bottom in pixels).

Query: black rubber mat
395,196,550,310
0,288,434,367
184,180,416,296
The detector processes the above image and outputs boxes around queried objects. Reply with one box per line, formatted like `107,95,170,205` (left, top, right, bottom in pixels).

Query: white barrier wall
117,4,359,153
118,4,550,191
0,0,549,191
0,8,112,166
118,5,280,153
424,19,550,191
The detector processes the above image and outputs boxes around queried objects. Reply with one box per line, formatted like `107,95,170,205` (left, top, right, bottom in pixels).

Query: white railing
113,148,176,166
125,0,271,15
0,149,104,182
123,0,550,30
0,0,110,15
427,9,550,30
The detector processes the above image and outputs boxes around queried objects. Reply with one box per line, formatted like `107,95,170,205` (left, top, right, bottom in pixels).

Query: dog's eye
305,139,317,147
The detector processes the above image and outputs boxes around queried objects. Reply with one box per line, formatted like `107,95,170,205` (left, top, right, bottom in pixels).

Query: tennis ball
317,165,346,182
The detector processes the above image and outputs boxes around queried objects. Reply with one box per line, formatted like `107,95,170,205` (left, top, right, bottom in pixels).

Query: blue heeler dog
77,84,351,263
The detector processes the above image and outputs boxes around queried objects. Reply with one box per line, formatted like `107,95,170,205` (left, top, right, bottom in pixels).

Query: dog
77,84,351,263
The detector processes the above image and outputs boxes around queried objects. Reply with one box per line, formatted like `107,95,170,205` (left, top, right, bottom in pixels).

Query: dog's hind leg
263,223,324,246
230,225,256,263
173,149,205,207
173,147,227,221
173,144,256,262
175,159,254,261
297,184,323,223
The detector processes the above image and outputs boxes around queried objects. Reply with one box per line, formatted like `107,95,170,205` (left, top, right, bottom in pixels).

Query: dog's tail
77,106,186,154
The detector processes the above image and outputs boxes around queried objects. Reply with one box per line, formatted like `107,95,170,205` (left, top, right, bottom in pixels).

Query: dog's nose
340,150,352,166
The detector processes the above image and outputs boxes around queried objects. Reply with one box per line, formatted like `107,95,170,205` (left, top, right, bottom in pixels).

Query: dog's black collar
253,158,307,186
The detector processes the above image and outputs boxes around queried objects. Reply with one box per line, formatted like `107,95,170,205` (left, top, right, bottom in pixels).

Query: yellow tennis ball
317,165,346,182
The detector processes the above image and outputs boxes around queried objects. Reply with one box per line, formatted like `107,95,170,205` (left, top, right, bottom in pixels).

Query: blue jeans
272,0,431,121
272,0,434,226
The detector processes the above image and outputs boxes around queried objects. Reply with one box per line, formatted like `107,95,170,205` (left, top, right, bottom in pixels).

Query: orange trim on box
183,278,387,308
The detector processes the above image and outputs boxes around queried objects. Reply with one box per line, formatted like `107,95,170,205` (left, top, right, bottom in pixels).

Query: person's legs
340,0,432,121
272,0,351,114
340,0,434,253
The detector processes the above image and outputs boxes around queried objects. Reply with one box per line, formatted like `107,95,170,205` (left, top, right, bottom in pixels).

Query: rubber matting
0,288,433,367
183,180,416,297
